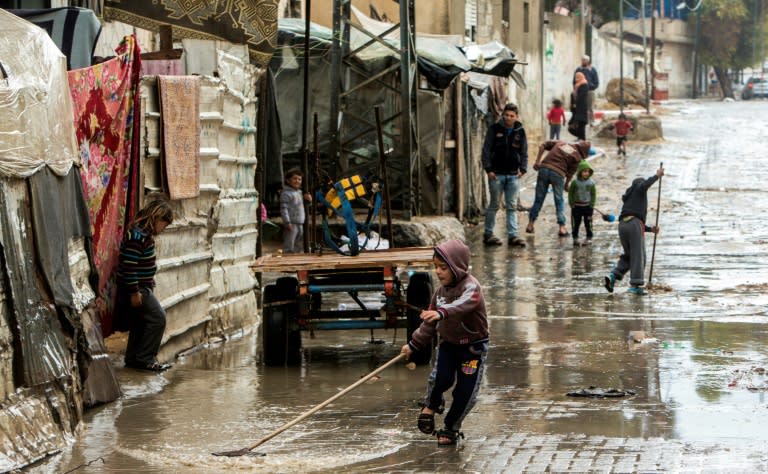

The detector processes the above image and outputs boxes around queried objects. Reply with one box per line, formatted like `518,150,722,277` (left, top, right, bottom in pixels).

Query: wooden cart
251,247,436,366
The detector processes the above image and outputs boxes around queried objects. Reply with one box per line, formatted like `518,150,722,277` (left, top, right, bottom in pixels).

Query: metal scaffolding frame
329,0,419,218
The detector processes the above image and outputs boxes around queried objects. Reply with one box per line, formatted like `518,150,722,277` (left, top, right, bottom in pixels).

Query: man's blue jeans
484,174,520,238
528,167,566,225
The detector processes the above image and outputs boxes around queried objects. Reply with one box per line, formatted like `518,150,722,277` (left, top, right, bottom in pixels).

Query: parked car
741,76,768,100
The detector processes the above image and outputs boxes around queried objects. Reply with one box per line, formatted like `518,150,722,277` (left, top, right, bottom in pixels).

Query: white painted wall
542,14,584,120
594,20,695,100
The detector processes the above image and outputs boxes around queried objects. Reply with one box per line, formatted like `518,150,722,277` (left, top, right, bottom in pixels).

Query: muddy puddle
32,100,768,472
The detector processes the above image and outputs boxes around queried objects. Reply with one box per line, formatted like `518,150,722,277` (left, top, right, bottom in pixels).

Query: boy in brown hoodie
401,239,489,446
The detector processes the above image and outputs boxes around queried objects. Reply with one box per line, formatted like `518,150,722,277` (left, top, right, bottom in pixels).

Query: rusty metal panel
0,179,69,387
0,281,11,399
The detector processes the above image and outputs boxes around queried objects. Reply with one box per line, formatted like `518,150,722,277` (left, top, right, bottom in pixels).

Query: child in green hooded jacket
568,160,596,246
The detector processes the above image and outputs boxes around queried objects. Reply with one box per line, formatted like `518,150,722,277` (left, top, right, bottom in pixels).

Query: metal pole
641,0,649,112
692,10,700,98
301,0,312,253
620,0,625,114
311,113,319,251
650,0,657,100
374,107,394,247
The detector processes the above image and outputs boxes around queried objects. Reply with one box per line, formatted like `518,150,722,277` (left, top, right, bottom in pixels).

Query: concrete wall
308,0,465,35
595,19,695,100
94,20,155,60
543,14,584,110
592,26,641,99
476,0,547,143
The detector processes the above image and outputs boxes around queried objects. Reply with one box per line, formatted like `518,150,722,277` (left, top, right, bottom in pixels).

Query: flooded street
34,100,768,473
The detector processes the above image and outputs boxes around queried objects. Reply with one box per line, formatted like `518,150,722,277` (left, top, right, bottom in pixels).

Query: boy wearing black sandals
400,239,489,446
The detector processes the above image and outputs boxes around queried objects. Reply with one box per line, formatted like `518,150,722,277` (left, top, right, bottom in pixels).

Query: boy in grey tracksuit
604,166,665,295
401,239,489,446
280,168,312,253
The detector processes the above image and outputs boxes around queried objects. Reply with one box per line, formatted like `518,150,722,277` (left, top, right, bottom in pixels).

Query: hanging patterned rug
158,75,201,200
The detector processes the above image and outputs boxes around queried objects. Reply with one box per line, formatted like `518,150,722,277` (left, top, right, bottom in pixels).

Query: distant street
35,99,768,473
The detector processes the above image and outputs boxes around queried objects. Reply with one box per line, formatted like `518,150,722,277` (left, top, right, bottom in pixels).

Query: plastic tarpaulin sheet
0,9,79,178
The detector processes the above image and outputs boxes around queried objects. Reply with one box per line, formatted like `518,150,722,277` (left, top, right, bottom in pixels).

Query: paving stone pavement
339,432,768,473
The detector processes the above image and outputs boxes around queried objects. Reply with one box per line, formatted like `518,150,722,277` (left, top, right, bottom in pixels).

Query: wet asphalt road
34,100,768,473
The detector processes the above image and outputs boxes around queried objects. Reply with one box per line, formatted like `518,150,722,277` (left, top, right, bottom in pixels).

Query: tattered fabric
103,0,277,67
68,35,142,335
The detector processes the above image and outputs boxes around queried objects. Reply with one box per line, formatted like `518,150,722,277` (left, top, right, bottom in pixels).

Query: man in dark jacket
481,103,528,247
525,140,591,236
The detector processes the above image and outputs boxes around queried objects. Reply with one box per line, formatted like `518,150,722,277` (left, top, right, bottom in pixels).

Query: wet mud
33,100,768,473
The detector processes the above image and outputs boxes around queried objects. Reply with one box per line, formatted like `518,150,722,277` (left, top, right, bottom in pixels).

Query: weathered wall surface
139,55,260,362
595,20,694,100
543,14,584,110
476,0,546,143
309,0,465,35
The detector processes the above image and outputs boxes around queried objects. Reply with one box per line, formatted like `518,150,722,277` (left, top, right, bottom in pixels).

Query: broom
594,208,616,222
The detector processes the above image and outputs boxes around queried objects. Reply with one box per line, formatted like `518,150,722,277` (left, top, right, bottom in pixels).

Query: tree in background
548,0,767,98
697,0,767,98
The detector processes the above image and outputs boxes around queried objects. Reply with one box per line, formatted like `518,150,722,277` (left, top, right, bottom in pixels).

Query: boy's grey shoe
628,286,648,295
604,273,616,293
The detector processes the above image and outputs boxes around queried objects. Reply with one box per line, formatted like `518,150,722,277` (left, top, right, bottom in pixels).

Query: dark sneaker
483,234,503,246
628,286,648,295
604,273,616,293
508,236,526,247
126,360,173,372
573,238,581,247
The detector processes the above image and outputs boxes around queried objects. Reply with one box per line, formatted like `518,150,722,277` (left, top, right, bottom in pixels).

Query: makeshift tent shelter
269,17,525,217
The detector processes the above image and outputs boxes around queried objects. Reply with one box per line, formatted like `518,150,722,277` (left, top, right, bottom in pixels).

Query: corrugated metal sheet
0,179,70,387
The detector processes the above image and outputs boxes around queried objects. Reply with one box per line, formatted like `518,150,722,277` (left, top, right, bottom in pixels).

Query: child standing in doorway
401,239,489,447
280,168,313,253
568,160,597,246
611,113,634,157
547,99,567,140
604,166,665,295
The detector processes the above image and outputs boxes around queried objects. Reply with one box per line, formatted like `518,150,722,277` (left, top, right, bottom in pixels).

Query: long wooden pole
648,162,663,285
212,354,406,457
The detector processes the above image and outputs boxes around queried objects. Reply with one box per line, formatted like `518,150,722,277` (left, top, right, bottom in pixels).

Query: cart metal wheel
406,272,434,365
262,281,302,366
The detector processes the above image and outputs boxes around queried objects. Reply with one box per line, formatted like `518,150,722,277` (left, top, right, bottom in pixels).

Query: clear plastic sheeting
0,9,79,178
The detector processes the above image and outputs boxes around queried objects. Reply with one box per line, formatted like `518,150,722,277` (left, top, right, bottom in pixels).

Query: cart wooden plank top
251,247,436,273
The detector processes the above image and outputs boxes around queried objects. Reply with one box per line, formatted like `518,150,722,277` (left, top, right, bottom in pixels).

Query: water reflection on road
35,101,768,473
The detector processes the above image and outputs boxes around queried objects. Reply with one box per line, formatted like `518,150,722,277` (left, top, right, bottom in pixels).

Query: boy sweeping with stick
401,239,489,446
604,165,665,295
